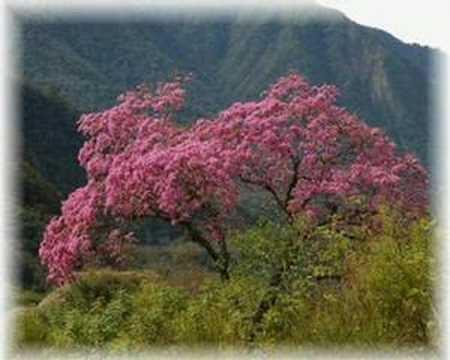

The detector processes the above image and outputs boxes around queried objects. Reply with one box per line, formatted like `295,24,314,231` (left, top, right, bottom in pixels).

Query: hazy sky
318,0,449,52
7,0,449,52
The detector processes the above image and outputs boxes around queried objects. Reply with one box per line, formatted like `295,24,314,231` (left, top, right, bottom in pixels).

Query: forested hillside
17,84,81,289
17,160,61,290
20,83,84,195
16,4,439,289
13,4,440,354
20,5,438,192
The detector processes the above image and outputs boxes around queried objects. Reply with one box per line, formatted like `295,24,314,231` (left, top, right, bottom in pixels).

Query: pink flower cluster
39,182,100,285
40,72,429,285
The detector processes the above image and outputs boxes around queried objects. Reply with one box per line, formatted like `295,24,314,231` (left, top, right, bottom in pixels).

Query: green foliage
21,11,434,174
258,290,313,346
21,84,84,195
53,269,161,309
231,217,351,291
14,308,50,349
13,288,46,307
17,161,62,291
122,284,189,348
341,211,436,345
174,277,266,346
46,289,133,348
15,250,48,292
14,270,189,350
229,211,436,347
278,210,436,347
13,211,436,352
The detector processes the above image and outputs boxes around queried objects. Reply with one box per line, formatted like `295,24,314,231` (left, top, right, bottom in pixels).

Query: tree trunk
184,222,230,280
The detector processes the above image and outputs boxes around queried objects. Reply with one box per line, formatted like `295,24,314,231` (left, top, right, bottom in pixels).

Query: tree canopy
40,73,428,286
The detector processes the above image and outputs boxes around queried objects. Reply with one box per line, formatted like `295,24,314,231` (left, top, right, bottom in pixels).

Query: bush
116,283,189,349
229,210,436,347
15,269,191,350
13,288,46,307
284,209,436,347
14,308,49,349
17,270,160,349
58,269,160,308
233,217,351,283
259,289,313,346
13,210,436,351
46,288,133,348
342,211,436,345
37,270,150,349
174,277,266,346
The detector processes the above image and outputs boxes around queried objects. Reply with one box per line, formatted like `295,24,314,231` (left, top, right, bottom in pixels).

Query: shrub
13,288,46,307
14,210,436,351
258,289,313,346
229,210,436,347
344,211,436,345
231,217,351,295
287,210,436,347
46,288,133,348
58,269,160,308
120,283,189,348
174,277,266,346
14,308,49,349
22,270,161,349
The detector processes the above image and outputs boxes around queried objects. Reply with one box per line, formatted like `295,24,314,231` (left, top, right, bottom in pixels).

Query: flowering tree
40,73,428,286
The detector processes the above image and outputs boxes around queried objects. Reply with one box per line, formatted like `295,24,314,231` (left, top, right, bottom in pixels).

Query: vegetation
14,211,437,351
15,8,438,353
16,161,62,292
21,84,84,195
39,73,428,286
20,5,436,173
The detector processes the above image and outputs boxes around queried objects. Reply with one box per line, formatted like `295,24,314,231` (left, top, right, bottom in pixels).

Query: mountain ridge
19,4,438,195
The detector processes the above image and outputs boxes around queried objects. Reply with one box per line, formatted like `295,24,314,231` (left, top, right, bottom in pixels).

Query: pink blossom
40,72,429,285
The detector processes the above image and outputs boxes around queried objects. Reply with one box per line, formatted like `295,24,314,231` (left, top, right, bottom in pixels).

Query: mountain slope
19,4,437,193
18,160,62,290
20,82,84,194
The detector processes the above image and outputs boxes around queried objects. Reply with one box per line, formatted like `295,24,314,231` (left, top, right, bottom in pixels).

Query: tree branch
239,175,291,221
182,221,230,280
284,156,303,219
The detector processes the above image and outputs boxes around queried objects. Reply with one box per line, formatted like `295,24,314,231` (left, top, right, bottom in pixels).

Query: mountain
16,5,440,289
19,4,438,194
17,160,62,290
16,81,84,289
20,83,84,195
